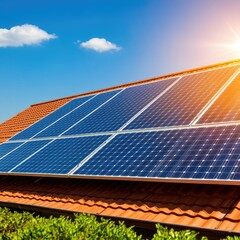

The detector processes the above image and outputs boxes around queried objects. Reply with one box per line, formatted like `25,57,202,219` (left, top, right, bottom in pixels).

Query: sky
1,0,240,123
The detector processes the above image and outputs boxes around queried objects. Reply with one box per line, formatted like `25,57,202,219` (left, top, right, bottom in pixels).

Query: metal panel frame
3,171,240,186
5,120,240,143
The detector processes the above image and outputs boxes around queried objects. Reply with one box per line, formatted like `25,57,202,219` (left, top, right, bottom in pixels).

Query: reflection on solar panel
0,63,240,185
125,66,239,129
197,73,240,124
13,135,109,174
74,126,240,181
34,90,120,138
10,95,94,141
63,77,177,135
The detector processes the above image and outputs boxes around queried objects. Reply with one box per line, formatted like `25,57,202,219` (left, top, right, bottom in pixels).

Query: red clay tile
224,208,240,221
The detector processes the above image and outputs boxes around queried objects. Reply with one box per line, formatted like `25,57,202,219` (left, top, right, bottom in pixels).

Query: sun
211,25,240,59
229,40,240,56
226,25,240,56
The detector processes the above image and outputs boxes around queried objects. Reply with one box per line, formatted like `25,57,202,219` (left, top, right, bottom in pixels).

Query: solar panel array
75,126,240,180
1,63,240,185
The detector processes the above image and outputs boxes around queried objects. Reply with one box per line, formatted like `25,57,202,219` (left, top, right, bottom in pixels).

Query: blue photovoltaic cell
63,78,177,135
10,96,93,141
34,90,119,138
0,140,50,172
0,142,23,159
74,125,240,181
126,65,239,129
13,135,109,174
198,73,240,124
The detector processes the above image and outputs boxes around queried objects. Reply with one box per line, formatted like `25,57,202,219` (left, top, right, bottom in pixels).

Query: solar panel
125,65,239,129
0,140,50,172
10,95,94,141
12,135,109,174
63,77,178,135
73,125,240,181
1,63,240,185
34,90,120,138
0,142,23,159
197,72,240,124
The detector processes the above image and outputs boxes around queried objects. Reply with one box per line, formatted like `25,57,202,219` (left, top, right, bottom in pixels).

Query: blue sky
1,0,240,123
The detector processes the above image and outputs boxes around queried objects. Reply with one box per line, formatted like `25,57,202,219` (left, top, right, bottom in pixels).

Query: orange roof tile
0,59,240,235
0,177,239,234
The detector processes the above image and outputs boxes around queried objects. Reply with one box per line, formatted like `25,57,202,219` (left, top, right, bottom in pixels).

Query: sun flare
229,40,240,56
212,25,240,59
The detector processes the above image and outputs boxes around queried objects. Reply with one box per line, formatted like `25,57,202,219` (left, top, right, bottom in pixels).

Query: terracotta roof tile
0,177,238,233
224,208,240,221
102,207,127,217
217,221,233,231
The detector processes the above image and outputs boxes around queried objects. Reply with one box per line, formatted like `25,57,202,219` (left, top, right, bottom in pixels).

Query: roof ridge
31,58,240,107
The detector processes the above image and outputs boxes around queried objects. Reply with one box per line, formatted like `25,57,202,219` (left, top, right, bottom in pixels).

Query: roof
0,177,239,234
0,59,240,235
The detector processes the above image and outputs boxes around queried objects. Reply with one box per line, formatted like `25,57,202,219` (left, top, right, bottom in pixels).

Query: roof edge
31,58,240,107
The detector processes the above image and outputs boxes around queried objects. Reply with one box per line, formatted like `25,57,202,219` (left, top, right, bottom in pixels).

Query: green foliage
152,223,207,240
0,207,238,240
0,207,142,239
222,237,240,240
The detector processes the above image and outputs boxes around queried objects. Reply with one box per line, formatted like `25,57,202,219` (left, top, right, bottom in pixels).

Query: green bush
222,237,240,240
152,224,207,240
0,207,142,239
0,207,239,240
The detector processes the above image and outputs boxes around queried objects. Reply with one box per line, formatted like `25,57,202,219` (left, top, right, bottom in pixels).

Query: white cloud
80,38,121,52
0,24,57,47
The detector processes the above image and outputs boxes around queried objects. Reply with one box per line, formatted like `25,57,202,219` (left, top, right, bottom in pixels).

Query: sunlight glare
210,24,240,60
